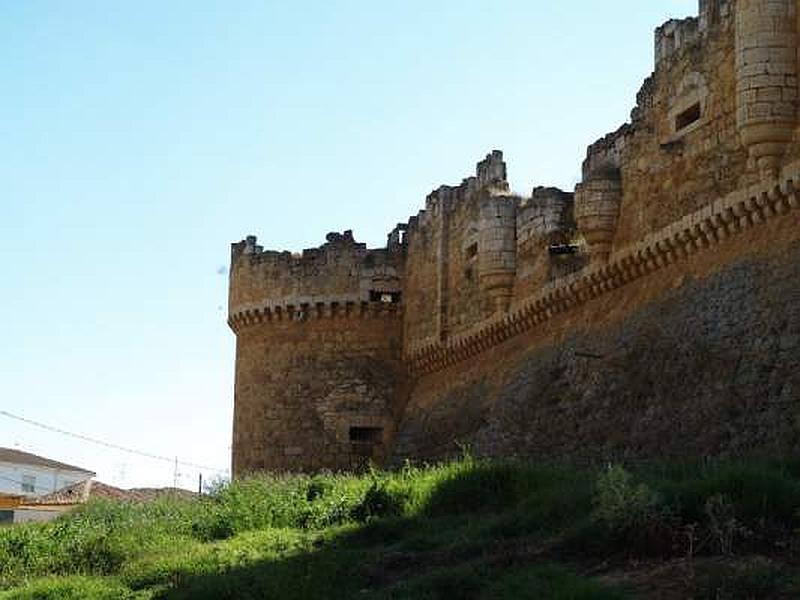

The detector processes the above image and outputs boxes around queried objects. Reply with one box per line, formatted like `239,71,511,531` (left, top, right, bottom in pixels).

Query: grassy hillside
0,455,798,599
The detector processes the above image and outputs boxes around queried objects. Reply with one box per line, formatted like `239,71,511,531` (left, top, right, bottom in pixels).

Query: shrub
422,460,520,517
350,479,407,523
594,465,662,531
591,465,680,557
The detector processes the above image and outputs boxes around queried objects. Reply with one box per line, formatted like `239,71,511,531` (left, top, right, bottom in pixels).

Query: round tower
574,168,623,263
735,0,798,175
228,233,408,474
478,196,517,312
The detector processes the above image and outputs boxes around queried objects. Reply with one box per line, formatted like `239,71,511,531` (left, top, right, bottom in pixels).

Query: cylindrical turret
574,168,622,263
228,233,407,474
735,0,797,175
478,196,517,312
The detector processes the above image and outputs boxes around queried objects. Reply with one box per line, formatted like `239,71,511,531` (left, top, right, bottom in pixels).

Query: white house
0,448,94,498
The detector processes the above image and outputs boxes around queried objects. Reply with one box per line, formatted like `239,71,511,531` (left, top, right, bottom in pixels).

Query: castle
228,0,800,474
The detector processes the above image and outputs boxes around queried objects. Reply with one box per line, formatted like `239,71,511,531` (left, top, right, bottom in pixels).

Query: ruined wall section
392,166,800,466
402,152,579,356
403,151,519,352
514,187,582,301
402,196,443,348
229,231,404,312
583,0,749,251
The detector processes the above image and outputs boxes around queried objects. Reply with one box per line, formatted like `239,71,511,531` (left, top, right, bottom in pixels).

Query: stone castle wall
228,0,800,474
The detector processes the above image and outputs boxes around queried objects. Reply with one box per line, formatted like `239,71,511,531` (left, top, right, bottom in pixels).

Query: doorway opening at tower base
348,426,384,470
349,426,383,444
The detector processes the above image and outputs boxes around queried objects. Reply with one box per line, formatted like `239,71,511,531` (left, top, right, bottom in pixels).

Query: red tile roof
32,480,198,505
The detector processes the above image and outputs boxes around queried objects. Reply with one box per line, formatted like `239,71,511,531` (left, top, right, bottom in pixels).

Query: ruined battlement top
654,0,732,67
655,17,700,67
400,150,514,236
229,230,404,325
582,125,628,180
230,229,382,265
584,0,732,179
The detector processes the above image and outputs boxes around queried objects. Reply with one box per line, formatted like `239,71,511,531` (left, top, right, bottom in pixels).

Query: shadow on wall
397,249,800,467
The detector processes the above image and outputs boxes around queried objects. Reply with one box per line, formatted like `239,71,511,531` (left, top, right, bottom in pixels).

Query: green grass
0,457,798,599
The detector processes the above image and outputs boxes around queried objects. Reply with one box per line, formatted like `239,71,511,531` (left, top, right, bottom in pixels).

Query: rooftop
31,480,198,505
0,448,95,475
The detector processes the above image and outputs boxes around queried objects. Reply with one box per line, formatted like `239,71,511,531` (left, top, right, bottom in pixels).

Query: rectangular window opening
369,290,401,304
675,102,701,132
548,243,579,256
21,475,36,494
349,426,383,444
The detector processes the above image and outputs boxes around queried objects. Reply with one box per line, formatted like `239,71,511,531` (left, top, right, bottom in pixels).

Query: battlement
231,230,370,265
653,1,733,70
655,17,700,66
228,229,403,327
402,150,511,237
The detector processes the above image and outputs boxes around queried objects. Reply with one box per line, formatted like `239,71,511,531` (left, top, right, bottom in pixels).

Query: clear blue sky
0,1,696,489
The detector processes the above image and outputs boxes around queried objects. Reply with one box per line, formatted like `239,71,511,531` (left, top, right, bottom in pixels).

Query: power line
0,410,228,474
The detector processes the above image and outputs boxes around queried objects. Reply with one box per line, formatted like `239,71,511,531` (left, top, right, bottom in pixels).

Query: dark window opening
349,426,383,444
675,102,701,131
548,243,579,256
466,242,478,259
21,475,35,494
464,266,473,281
369,290,401,304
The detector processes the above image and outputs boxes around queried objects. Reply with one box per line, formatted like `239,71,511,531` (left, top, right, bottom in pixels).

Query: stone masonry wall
230,231,403,312
591,0,751,251
232,312,407,473
403,152,515,351
391,209,800,465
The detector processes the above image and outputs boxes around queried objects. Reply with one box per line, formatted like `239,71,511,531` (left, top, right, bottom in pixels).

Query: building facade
0,448,94,498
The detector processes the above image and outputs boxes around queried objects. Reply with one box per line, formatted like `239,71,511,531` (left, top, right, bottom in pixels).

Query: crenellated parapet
229,229,404,324
655,17,700,67
399,150,510,240
406,159,800,374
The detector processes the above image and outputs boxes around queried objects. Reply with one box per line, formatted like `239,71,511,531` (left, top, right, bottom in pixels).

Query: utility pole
198,473,203,495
